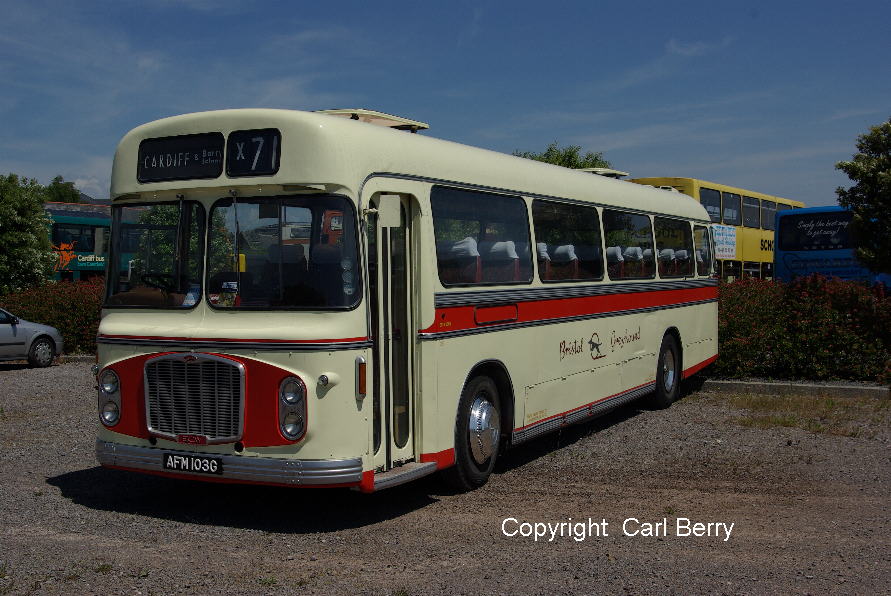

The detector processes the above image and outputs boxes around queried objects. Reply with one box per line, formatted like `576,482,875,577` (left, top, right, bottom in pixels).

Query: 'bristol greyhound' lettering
609,326,641,352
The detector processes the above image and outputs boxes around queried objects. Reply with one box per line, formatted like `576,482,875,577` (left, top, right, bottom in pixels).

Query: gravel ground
1,361,889,595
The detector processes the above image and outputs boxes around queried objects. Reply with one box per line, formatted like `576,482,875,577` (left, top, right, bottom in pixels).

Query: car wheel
649,334,680,409
442,375,501,491
28,337,55,368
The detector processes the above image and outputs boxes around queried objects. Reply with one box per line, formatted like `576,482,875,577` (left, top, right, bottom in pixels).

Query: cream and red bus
95,108,718,491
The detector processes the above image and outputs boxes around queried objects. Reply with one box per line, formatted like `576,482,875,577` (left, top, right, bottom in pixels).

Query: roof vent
316,109,429,133
576,167,630,179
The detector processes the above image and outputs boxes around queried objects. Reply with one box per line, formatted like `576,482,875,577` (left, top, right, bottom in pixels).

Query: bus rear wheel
442,375,501,491
649,334,680,409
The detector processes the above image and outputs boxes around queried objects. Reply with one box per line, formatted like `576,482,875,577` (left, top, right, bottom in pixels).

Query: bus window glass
106,202,205,308
53,223,97,252
742,196,760,228
722,193,742,226
431,186,532,286
602,210,655,279
654,218,694,278
762,200,777,231
699,188,721,223
207,195,359,309
532,200,603,282
778,211,853,251
693,225,712,276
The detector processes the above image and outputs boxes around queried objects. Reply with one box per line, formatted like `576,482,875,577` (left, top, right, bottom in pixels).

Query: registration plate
162,453,223,475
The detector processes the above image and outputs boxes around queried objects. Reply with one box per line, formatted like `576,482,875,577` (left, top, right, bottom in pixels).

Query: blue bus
774,205,891,286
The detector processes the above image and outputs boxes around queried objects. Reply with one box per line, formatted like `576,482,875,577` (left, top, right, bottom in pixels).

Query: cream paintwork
102,108,717,486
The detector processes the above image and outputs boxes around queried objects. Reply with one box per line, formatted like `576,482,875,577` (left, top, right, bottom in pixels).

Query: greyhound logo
589,332,605,360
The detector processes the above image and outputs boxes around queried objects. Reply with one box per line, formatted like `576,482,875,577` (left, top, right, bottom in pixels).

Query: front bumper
96,440,363,486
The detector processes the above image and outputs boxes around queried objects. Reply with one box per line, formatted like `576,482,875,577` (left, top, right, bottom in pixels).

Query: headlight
100,370,119,394
281,378,305,405
97,367,121,427
279,376,306,441
101,401,120,425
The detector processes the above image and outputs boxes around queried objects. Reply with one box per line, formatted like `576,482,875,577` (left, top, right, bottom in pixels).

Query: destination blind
137,132,224,182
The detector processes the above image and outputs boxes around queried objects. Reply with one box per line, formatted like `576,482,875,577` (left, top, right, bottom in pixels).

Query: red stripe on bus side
683,354,718,379
420,448,456,470
420,285,717,335
514,380,654,432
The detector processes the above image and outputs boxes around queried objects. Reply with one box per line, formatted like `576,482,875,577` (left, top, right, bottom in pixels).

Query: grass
722,393,890,437
93,563,112,575
258,577,277,587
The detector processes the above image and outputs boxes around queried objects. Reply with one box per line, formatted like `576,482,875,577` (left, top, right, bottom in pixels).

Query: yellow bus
95,109,718,492
629,177,804,280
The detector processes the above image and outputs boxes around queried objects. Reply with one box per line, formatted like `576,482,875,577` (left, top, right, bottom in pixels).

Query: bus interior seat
575,245,602,278
606,246,624,278
658,248,675,277
673,249,691,276
623,246,644,277
536,242,551,280
514,241,532,281
479,240,519,282
309,244,343,305
437,237,481,285
549,244,579,280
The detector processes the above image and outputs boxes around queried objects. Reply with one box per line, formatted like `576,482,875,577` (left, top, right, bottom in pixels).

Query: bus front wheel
443,375,501,491
649,334,680,409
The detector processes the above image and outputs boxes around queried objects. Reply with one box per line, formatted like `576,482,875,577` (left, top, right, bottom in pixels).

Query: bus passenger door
368,194,415,471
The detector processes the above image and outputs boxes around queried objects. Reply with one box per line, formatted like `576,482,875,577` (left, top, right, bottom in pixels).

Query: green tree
45,175,83,203
0,174,55,293
513,141,611,170
835,117,891,274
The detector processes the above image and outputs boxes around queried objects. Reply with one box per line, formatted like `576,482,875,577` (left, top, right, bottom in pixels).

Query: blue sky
1,1,888,205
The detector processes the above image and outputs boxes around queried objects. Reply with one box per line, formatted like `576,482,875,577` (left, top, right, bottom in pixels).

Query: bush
717,275,891,383
0,278,104,354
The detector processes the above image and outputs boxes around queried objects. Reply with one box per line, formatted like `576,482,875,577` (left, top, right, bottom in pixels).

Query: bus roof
629,176,804,208
112,109,710,223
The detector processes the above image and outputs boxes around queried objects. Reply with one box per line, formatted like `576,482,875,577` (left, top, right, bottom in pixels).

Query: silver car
0,308,64,367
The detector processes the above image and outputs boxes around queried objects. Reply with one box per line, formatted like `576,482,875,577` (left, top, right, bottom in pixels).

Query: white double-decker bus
95,108,718,491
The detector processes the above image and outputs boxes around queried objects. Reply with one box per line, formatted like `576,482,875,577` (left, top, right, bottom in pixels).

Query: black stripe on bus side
434,278,717,308
95,337,374,352
418,298,718,341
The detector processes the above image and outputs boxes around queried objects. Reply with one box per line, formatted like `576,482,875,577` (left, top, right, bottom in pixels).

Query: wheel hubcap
662,350,676,393
35,341,51,364
468,395,500,465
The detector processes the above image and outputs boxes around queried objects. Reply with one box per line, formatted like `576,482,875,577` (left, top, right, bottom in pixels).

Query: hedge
717,275,891,383
0,278,104,354
1,274,888,383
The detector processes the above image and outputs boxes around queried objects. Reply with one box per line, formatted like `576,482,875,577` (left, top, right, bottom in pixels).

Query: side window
532,200,603,282
699,188,721,223
761,200,777,231
722,192,742,226
743,196,760,228
693,225,713,277
654,218,695,278
602,210,655,280
431,186,532,286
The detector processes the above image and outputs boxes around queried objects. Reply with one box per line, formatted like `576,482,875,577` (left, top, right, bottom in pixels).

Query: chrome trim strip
512,382,655,444
96,440,364,486
96,337,373,351
435,278,717,308
419,299,717,341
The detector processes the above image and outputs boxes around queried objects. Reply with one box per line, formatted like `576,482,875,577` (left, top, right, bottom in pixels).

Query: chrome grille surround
144,353,245,444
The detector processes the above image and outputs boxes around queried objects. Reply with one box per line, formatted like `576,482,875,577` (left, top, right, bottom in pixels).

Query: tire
442,375,501,491
649,334,680,409
28,336,55,368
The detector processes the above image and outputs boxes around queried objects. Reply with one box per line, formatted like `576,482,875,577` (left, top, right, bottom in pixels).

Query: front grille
144,355,244,442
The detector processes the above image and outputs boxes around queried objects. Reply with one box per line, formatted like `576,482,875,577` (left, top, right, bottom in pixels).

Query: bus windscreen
778,211,853,251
